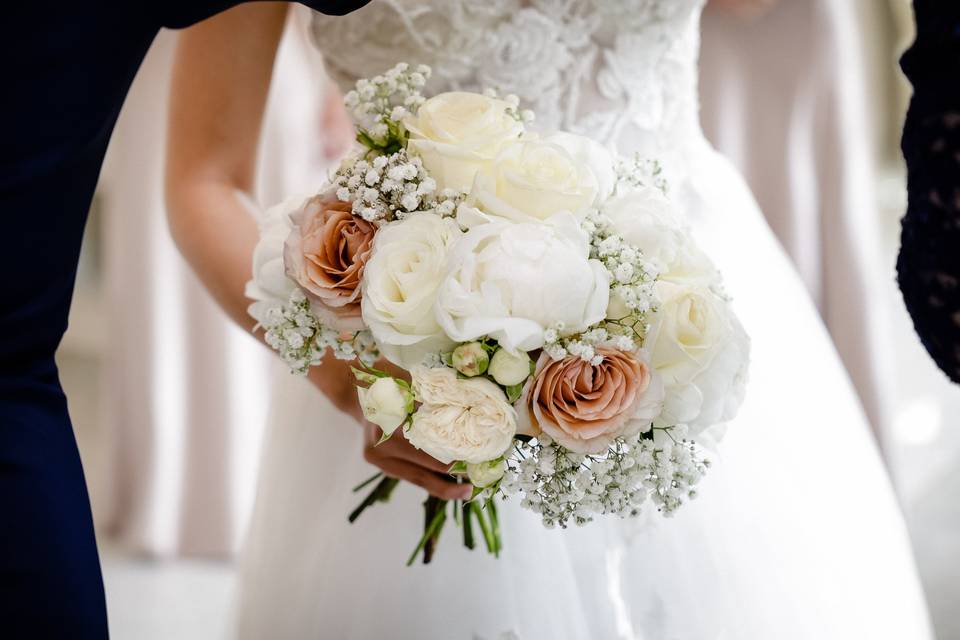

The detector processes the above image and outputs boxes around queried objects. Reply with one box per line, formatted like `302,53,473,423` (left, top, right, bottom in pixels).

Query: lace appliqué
310,0,705,157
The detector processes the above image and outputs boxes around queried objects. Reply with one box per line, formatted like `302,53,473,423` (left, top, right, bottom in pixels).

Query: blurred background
59,1,959,638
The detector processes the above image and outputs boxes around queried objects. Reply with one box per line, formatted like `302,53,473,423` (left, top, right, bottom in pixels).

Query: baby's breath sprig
343,62,431,154
481,88,535,124
542,212,661,362
615,155,669,195
499,429,709,528
332,149,463,222
260,289,379,375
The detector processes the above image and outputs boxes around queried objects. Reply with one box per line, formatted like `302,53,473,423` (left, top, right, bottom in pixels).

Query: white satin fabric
236,1,931,638
699,0,895,441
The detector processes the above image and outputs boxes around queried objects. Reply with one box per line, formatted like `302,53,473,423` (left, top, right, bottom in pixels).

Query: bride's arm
165,5,469,500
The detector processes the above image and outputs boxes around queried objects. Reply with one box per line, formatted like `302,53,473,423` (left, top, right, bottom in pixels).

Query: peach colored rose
284,196,375,331
525,348,660,453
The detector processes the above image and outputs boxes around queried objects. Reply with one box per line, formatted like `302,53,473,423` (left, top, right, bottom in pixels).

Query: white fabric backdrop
700,0,895,440
100,8,334,556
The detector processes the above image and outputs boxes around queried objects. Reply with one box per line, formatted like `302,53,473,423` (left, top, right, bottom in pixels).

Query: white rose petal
357,377,413,435
468,138,599,223
648,281,750,433
246,194,308,323
361,213,462,368
436,213,610,352
404,92,524,193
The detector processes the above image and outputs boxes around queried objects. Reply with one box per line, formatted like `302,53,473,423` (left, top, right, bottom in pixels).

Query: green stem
488,497,501,557
348,476,399,524
352,472,384,493
472,501,497,556
462,501,475,550
407,498,447,566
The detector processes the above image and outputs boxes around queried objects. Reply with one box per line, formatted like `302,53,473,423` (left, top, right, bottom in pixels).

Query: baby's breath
332,150,463,222
260,290,379,374
343,62,431,153
499,429,709,528
615,155,668,194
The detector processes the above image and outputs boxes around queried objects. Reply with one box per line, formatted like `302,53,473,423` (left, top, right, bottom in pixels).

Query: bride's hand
308,359,471,501
362,422,472,501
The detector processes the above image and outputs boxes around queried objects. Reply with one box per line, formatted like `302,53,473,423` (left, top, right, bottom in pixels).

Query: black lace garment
898,0,960,383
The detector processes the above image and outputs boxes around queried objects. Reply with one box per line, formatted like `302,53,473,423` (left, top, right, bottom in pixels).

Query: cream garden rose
467,135,605,223
436,212,610,352
408,366,517,464
361,213,461,368
404,91,524,193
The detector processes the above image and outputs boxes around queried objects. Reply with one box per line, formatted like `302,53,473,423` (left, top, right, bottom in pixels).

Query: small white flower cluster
261,290,379,375
481,88,535,124
343,63,431,148
615,155,668,195
541,214,660,363
333,150,462,222
587,212,660,311
500,430,709,528
542,324,635,364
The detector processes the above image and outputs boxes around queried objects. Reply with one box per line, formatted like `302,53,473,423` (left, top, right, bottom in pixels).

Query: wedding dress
235,2,932,638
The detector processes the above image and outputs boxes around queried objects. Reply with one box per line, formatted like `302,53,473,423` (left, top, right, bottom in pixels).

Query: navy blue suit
0,2,365,637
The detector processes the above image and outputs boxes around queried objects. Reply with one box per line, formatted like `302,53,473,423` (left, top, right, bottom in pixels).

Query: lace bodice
310,0,707,165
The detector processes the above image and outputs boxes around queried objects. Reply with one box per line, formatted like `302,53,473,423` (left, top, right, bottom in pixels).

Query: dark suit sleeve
897,0,960,383
160,0,370,29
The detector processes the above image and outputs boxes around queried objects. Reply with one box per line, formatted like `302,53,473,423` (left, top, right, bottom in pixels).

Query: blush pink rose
526,348,658,453
284,196,375,331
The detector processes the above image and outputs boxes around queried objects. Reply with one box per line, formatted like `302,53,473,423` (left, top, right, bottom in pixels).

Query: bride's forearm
166,181,261,332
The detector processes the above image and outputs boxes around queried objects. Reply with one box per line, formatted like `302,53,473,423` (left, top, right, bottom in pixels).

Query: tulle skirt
234,147,931,640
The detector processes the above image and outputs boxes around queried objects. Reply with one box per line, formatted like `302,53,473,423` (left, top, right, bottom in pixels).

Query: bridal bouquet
247,63,749,564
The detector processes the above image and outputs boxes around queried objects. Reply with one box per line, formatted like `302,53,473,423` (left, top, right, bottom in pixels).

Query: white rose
361,213,462,368
488,348,532,387
546,131,616,202
404,92,524,193
436,212,610,352
245,195,305,323
467,137,600,223
648,281,749,432
357,377,414,436
408,366,517,464
467,459,506,488
603,186,686,269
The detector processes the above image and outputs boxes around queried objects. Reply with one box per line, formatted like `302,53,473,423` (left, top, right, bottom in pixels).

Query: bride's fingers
373,457,471,501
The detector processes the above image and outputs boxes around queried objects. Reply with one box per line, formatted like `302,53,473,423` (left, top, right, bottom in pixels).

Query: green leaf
448,461,468,475
505,384,524,403
376,429,394,446
351,369,379,385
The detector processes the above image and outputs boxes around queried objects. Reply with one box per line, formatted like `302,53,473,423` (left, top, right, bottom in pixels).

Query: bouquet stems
349,473,503,564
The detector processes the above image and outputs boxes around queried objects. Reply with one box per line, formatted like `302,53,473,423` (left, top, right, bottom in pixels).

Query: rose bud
452,342,489,377
467,459,506,488
357,377,414,435
489,348,532,386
